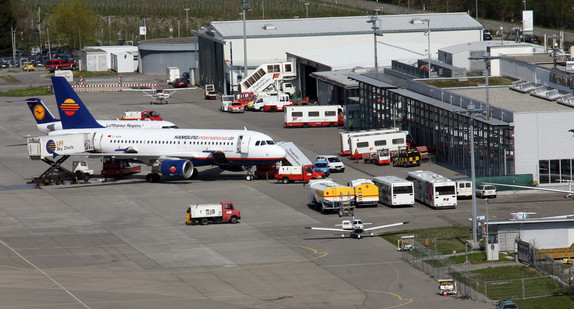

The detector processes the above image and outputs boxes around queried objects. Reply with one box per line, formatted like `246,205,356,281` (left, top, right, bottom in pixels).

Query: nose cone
273,145,286,160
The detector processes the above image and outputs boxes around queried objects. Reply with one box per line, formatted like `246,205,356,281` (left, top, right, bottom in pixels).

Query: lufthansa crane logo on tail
60,98,80,116
46,140,56,154
33,104,45,120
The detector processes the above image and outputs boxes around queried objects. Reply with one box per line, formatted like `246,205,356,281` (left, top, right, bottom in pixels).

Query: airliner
11,98,178,133
48,76,286,182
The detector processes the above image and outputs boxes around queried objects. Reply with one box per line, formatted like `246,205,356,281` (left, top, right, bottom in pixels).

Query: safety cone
442,290,448,297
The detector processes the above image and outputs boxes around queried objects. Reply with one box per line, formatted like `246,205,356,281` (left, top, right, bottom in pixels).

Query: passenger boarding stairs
276,141,312,167
240,62,296,94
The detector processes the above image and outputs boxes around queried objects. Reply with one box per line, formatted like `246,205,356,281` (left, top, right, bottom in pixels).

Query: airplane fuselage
49,128,286,167
37,120,177,133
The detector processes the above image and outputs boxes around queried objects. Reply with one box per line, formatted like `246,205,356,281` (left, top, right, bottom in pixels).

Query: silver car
476,184,497,198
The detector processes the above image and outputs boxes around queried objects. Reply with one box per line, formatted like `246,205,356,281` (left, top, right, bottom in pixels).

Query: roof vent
263,24,277,30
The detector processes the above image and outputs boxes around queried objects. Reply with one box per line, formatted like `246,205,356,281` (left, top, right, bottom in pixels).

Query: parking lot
1,74,572,308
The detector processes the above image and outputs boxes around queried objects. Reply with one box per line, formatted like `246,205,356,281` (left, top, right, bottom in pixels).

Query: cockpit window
266,140,275,145
255,141,260,146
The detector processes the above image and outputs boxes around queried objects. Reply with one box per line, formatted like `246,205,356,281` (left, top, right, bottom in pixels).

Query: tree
0,0,17,55
48,0,98,50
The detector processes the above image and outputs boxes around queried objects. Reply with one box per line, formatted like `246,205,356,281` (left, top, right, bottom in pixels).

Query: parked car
496,299,518,309
524,34,540,44
228,102,245,113
22,61,35,71
173,78,189,88
476,184,497,198
315,155,345,173
483,31,492,41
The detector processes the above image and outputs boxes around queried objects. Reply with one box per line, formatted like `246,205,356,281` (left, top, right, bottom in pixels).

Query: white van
315,155,345,173
456,180,472,199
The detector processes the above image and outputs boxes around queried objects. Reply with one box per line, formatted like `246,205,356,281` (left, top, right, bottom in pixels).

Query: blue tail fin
25,98,59,124
52,76,104,129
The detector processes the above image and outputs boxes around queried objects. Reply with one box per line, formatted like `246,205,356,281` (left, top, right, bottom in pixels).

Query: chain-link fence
401,238,573,302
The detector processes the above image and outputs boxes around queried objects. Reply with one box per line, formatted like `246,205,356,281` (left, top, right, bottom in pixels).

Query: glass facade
538,159,574,184
354,82,514,177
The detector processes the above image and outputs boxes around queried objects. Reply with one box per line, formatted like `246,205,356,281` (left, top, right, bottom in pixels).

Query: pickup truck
45,59,77,72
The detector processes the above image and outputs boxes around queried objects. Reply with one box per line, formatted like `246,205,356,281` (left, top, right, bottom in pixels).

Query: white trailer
348,130,408,160
308,178,355,215
407,170,457,209
339,128,400,155
284,105,343,128
166,66,180,84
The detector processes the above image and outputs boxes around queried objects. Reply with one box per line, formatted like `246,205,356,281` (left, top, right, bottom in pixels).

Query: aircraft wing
364,221,409,232
305,227,349,233
485,183,574,197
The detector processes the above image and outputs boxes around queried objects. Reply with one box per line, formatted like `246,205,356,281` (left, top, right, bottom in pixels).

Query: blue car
313,160,330,177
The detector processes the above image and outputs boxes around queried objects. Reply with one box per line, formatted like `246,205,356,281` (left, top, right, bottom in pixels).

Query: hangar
138,37,197,78
194,13,484,97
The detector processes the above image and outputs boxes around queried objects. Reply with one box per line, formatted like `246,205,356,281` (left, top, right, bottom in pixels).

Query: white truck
185,202,241,225
249,93,292,112
220,95,235,112
166,67,180,84
205,84,217,100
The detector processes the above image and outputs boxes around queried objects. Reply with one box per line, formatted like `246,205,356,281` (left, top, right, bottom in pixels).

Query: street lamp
305,2,310,18
456,103,486,249
367,14,383,76
499,26,503,46
46,24,51,60
242,1,251,79
410,18,431,79
177,18,181,38
185,8,190,37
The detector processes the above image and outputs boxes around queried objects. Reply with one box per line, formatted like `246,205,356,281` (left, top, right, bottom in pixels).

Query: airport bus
372,176,415,206
406,170,457,209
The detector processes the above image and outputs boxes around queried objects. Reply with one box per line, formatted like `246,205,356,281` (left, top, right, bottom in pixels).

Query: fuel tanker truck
308,179,355,216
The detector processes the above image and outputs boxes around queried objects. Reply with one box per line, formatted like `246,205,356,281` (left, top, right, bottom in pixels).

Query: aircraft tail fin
26,98,59,124
52,76,103,129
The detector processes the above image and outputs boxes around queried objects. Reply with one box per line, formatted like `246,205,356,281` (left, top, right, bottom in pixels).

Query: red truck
185,202,241,225
120,110,164,121
45,59,77,72
274,164,325,184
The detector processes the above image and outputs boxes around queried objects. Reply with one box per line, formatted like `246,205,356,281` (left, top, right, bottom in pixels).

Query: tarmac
1,69,571,308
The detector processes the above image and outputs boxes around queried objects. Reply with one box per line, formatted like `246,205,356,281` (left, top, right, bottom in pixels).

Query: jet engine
160,160,194,179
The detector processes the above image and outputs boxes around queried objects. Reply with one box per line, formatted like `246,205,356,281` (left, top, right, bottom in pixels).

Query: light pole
469,52,499,121
367,14,383,76
242,1,250,79
499,26,503,46
144,16,147,40
108,15,112,45
11,26,16,65
456,104,486,249
177,18,181,38
475,0,478,19
410,18,431,79
305,2,310,18
185,8,190,37
46,24,51,60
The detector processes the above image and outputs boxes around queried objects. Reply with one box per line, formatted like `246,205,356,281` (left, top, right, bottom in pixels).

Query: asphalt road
1,71,571,308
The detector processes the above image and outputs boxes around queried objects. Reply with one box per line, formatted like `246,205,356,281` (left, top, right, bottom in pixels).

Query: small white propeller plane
305,218,409,239
123,86,194,104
